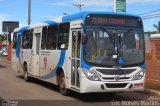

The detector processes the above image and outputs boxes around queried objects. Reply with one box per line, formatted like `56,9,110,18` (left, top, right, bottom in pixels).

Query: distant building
150,33,160,39
145,33,160,86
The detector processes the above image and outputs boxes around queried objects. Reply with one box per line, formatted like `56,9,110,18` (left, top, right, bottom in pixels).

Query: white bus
12,11,145,95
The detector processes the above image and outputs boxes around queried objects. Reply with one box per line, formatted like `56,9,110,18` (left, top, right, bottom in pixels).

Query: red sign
44,57,47,67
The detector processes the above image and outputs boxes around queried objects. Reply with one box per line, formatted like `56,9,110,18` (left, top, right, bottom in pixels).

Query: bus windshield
84,28,145,67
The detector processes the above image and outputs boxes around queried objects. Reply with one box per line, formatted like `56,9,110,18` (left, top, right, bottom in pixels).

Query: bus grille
105,83,128,88
102,77,130,80
97,69,135,75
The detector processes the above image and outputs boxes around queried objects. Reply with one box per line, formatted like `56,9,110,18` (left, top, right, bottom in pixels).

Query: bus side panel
12,49,20,73
39,50,61,84
61,51,70,88
20,49,32,75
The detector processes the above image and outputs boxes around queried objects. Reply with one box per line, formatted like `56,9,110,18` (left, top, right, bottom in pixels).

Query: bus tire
59,71,69,96
23,64,30,82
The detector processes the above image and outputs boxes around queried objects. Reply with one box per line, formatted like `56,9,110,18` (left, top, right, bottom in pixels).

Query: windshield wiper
100,26,113,38
124,29,132,38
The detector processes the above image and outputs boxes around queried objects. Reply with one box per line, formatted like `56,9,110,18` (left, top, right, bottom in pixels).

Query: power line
142,15,160,19
141,13,160,18
139,9,160,16
73,3,84,12
141,14,160,18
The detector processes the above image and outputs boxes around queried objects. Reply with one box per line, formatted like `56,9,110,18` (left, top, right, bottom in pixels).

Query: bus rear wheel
59,71,69,95
23,64,30,82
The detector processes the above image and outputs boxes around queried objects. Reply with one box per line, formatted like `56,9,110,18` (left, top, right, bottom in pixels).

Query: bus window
22,31,29,49
22,30,33,49
13,32,17,49
41,27,47,50
58,23,70,50
72,31,76,58
77,31,81,58
29,30,33,49
46,25,58,50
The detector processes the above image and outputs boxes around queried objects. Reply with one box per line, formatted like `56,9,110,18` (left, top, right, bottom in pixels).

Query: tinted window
41,27,47,50
58,23,70,49
22,31,29,49
46,25,58,50
29,30,33,49
13,32,17,49
22,30,33,49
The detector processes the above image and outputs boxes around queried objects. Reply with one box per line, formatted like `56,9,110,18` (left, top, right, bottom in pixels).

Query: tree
0,34,6,41
153,21,160,33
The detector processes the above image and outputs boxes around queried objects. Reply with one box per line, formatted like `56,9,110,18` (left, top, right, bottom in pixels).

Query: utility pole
63,10,69,15
113,0,116,12
28,0,31,25
73,3,84,12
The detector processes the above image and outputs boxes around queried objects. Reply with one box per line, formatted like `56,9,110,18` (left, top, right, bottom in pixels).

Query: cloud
43,0,160,7
44,2,68,6
44,0,113,7
76,0,113,6
19,23,26,28
8,4,14,7
128,0,160,4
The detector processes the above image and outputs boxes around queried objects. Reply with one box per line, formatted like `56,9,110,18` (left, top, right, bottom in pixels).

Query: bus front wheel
59,71,69,95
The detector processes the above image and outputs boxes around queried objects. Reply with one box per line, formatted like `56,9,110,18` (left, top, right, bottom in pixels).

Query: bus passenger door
71,29,81,88
32,28,42,77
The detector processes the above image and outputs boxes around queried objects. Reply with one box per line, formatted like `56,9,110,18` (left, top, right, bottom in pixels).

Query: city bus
12,11,145,95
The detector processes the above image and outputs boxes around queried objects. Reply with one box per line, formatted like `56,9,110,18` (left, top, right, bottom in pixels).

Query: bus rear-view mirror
82,33,87,44
61,44,65,49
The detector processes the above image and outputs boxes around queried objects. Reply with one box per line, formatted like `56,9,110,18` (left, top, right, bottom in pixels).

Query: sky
0,0,159,34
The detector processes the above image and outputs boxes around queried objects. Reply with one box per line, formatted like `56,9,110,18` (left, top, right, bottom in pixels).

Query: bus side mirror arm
82,33,87,44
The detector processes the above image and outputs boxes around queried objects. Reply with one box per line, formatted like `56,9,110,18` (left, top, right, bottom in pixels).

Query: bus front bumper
80,77,145,93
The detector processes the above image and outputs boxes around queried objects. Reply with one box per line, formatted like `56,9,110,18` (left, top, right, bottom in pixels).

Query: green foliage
153,21,160,33
0,34,6,41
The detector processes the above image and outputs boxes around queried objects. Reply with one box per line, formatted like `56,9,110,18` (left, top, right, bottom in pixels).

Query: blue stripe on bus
140,64,145,70
62,11,141,22
41,50,66,80
62,12,83,22
44,20,57,25
80,45,92,70
16,26,29,58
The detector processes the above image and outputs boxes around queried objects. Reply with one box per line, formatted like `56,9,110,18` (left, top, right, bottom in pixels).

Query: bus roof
62,11,141,22
16,11,141,31
13,28,20,32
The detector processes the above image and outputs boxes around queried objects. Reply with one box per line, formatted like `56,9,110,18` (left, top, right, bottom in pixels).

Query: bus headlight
82,69,100,81
132,71,145,80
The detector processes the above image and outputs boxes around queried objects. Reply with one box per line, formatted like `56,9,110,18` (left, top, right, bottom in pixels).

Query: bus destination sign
85,14,143,28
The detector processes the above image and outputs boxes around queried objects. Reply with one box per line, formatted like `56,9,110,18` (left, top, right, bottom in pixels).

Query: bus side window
72,31,76,58
13,32,17,49
22,31,29,49
29,30,33,49
58,23,70,50
41,27,47,50
46,25,58,50
77,31,81,58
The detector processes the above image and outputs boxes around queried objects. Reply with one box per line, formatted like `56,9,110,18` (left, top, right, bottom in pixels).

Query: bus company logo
115,76,120,81
44,57,47,67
